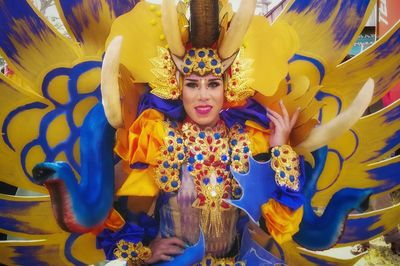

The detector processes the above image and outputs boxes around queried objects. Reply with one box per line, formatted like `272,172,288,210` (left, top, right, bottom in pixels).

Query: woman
104,63,302,264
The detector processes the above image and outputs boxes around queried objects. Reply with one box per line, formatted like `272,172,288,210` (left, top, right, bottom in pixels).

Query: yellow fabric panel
245,120,270,155
70,233,105,265
261,199,303,245
106,1,167,83
322,22,400,121
242,17,299,96
278,0,376,70
114,109,165,166
116,166,160,197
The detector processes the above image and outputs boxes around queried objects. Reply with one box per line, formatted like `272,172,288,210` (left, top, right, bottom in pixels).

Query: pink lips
195,105,212,115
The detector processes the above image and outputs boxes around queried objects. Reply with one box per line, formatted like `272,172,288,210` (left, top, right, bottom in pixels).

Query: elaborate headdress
150,0,256,102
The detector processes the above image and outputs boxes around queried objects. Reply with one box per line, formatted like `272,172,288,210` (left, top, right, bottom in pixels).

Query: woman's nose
199,81,209,100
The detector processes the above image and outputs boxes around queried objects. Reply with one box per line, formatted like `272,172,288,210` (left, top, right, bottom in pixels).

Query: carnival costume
0,0,399,265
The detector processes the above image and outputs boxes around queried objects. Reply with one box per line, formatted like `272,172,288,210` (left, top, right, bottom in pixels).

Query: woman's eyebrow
184,79,199,82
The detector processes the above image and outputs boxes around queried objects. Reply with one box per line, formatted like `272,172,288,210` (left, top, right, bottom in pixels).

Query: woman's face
182,73,224,128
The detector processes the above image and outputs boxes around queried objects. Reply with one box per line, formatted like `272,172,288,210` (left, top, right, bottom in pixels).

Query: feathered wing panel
55,0,139,56
0,194,62,238
0,240,69,266
283,241,364,266
0,0,80,92
313,100,400,207
337,203,400,247
0,59,102,193
278,0,376,69
0,77,51,193
322,22,400,122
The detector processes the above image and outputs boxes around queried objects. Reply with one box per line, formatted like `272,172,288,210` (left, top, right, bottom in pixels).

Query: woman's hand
267,100,300,147
145,237,186,264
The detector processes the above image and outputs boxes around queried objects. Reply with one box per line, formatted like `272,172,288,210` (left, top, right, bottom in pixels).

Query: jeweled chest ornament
155,120,251,235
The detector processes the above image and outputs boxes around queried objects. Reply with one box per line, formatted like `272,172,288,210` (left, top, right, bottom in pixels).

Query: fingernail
185,244,190,248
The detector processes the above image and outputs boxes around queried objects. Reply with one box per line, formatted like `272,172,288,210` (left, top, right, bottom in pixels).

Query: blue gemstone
189,49,195,56
233,155,240,161
198,61,205,69
185,58,192,65
131,251,138,257
171,121,178,127
167,146,174,152
198,51,205,57
183,67,190,73
215,68,221,74
211,59,218,66
168,131,175,137
221,154,228,161
289,175,295,182
188,165,194,172
177,137,183,144
280,171,286,178
196,154,204,160
243,146,249,153
214,132,220,139
203,178,210,185
217,176,224,183
273,149,280,157
231,139,238,146
208,50,214,56
226,165,230,171
178,153,185,160
163,161,170,168
238,128,244,133
188,157,195,164
122,244,128,250
121,252,128,258
171,181,179,187
234,187,242,195
161,176,168,183
199,132,206,138
172,163,178,169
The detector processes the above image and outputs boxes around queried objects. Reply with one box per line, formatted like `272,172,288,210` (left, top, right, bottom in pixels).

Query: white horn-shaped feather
218,0,256,59
101,36,123,128
296,78,375,152
162,0,185,57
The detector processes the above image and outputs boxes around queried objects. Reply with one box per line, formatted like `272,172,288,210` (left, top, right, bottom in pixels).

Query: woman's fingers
279,100,290,125
160,254,174,261
164,237,186,248
290,107,301,129
267,113,282,130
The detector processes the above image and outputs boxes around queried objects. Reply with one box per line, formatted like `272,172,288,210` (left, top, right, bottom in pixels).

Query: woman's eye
185,82,197,88
208,81,221,88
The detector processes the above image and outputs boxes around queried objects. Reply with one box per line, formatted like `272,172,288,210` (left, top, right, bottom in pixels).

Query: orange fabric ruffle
114,109,165,166
245,120,270,155
261,199,303,244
